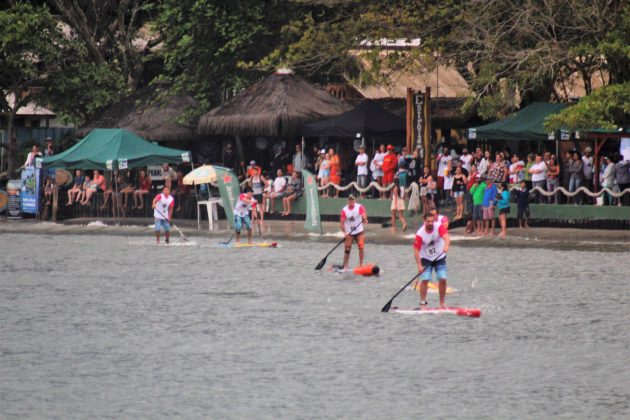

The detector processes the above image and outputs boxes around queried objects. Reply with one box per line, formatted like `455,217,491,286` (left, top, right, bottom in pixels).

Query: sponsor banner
214,166,240,228
302,169,321,232
147,165,163,180
7,180,22,218
20,167,40,214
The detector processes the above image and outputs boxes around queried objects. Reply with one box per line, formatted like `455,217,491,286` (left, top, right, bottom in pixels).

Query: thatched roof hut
78,85,200,143
198,69,351,138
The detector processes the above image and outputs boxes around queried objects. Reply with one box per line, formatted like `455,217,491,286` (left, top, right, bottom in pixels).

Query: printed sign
469,128,477,140
118,159,128,170
20,167,40,214
214,166,240,228
7,180,22,218
181,152,190,163
147,165,164,180
302,170,321,232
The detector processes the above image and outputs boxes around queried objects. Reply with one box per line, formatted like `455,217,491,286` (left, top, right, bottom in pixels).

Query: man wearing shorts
234,190,256,244
482,179,498,236
413,212,450,308
152,186,175,244
340,195,368,270
470,174,487,234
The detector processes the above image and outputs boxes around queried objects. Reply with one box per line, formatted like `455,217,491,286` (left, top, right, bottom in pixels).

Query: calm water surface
1,233,628,419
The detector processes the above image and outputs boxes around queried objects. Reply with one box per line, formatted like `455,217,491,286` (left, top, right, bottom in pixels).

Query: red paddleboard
389,307,481,318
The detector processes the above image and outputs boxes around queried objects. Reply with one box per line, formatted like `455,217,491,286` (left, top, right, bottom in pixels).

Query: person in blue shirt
481,179,498,235
496,182,511,238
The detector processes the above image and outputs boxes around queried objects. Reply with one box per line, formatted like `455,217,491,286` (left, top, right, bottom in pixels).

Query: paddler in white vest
340,194,369,270
413,212,451,308
152,186,175,244
234,190,256,244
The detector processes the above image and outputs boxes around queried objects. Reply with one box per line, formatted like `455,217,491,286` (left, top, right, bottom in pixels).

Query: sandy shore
2,217,629,252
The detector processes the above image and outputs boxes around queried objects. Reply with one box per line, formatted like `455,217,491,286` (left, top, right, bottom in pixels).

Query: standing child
514,180,530,228
496,183,511,238
390,180,407,232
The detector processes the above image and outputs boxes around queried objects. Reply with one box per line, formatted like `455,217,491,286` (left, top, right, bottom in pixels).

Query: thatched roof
198,70,351,137
78,85,200,142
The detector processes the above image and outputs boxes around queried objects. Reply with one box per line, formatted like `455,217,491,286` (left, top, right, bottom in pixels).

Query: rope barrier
512,185,630,198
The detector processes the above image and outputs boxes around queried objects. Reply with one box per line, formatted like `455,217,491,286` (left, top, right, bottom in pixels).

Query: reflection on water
1,233,628,419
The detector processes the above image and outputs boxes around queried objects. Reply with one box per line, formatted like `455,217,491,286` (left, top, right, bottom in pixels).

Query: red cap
387,144,395,151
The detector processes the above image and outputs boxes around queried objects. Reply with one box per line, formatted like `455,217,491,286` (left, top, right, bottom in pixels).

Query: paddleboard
411,281,456,294
389,307,481,317
215,241,278,248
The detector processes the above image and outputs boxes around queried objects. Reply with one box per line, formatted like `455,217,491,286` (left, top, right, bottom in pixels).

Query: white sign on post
181,152,190,163
147,165,163,180
106,160,113,170
118,159,128,170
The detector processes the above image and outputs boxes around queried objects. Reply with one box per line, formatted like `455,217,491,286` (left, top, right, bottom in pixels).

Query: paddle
314,222,362,270
154,207,189,242
220,233,235,245
381,252,445,312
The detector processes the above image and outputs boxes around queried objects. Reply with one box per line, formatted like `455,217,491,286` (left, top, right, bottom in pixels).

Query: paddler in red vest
340,194,368,270
234,190,256,244
152,186,175,244
413,212,451,308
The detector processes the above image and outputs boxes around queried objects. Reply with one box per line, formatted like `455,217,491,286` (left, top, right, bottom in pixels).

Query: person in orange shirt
382,145,398,198
329,148,341,198
247,160,262,178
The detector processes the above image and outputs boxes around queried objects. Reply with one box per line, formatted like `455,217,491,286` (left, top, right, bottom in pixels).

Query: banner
20,167,40,214
7,180,22,219
214,166,240,228
302,169,321,232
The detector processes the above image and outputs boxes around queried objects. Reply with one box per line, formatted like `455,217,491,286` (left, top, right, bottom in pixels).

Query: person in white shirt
152,186,175,244
21,145,42,169
582,146,594,191
528,153,548,203
508,153,525,184
354,145,369,197
459,148,473,173
340,195,368,269
372,144,386,197
413,212,450,308
269,169,287,213
437,147,452,202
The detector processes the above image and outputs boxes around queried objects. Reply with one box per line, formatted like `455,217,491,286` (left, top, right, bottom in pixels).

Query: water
1,233,628,419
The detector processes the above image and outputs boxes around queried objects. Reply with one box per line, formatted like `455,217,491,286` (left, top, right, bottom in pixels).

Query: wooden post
406,88,413,152
52,184,58,222
423,87,432,169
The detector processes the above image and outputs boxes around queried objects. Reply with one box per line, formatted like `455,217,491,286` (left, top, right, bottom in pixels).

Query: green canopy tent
42,128,191,170
467,102,568,142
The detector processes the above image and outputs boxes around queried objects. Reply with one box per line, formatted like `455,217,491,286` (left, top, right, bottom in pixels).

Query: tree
0,3,68,175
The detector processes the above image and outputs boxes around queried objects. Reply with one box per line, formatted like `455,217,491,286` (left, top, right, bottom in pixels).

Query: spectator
93,170,106,192
382,144,398,198
582,146,594,192
390,179,407,232
79,175,97,205
419,166,436,212
372,144,386,196
474,148,488,178
470,174,487,235
508,153,525,185
465,163,478,216
529,153,547,203
174,171,190,212
222,143,236,170
314,149,325,175
514,180,531,228
269,169,287,213
489,152,508,183
247,160,262,178
44,138,54,157
568,151,584,204
601,156,615,206
100,173,115,210
237,160,248,181
546,156,560,204
248,166,268,222
161,163,177,190
66,169,84,206
133,170,152,209
318,152,330,198
354,145,369,198
292,143,306,173
443,160,454,207
613,152,630,206
436,146,452,202
459,148,473,173
496,182,511,238
397,146,410,188
329,148,341,197
119,171,136,209
523,153,535,189
408,147,422,181
21,145,42,169
481,179,498,236
452,165,467,220
43,176,53,205
281,171,303,216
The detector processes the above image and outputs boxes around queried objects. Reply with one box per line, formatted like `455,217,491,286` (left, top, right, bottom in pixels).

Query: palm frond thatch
78,85,200,142
198,71,351,137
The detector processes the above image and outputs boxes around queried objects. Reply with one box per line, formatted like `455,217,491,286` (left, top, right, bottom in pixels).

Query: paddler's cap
348,194,356,200
387,144,395,151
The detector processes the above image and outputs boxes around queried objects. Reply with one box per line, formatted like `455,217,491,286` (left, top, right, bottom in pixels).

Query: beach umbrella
183,165,218,185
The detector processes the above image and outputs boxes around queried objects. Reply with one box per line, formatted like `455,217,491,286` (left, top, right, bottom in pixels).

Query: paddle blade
314,257,327,270
381,301,393,313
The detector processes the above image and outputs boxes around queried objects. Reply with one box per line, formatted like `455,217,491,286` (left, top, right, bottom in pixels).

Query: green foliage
544,83,630,131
